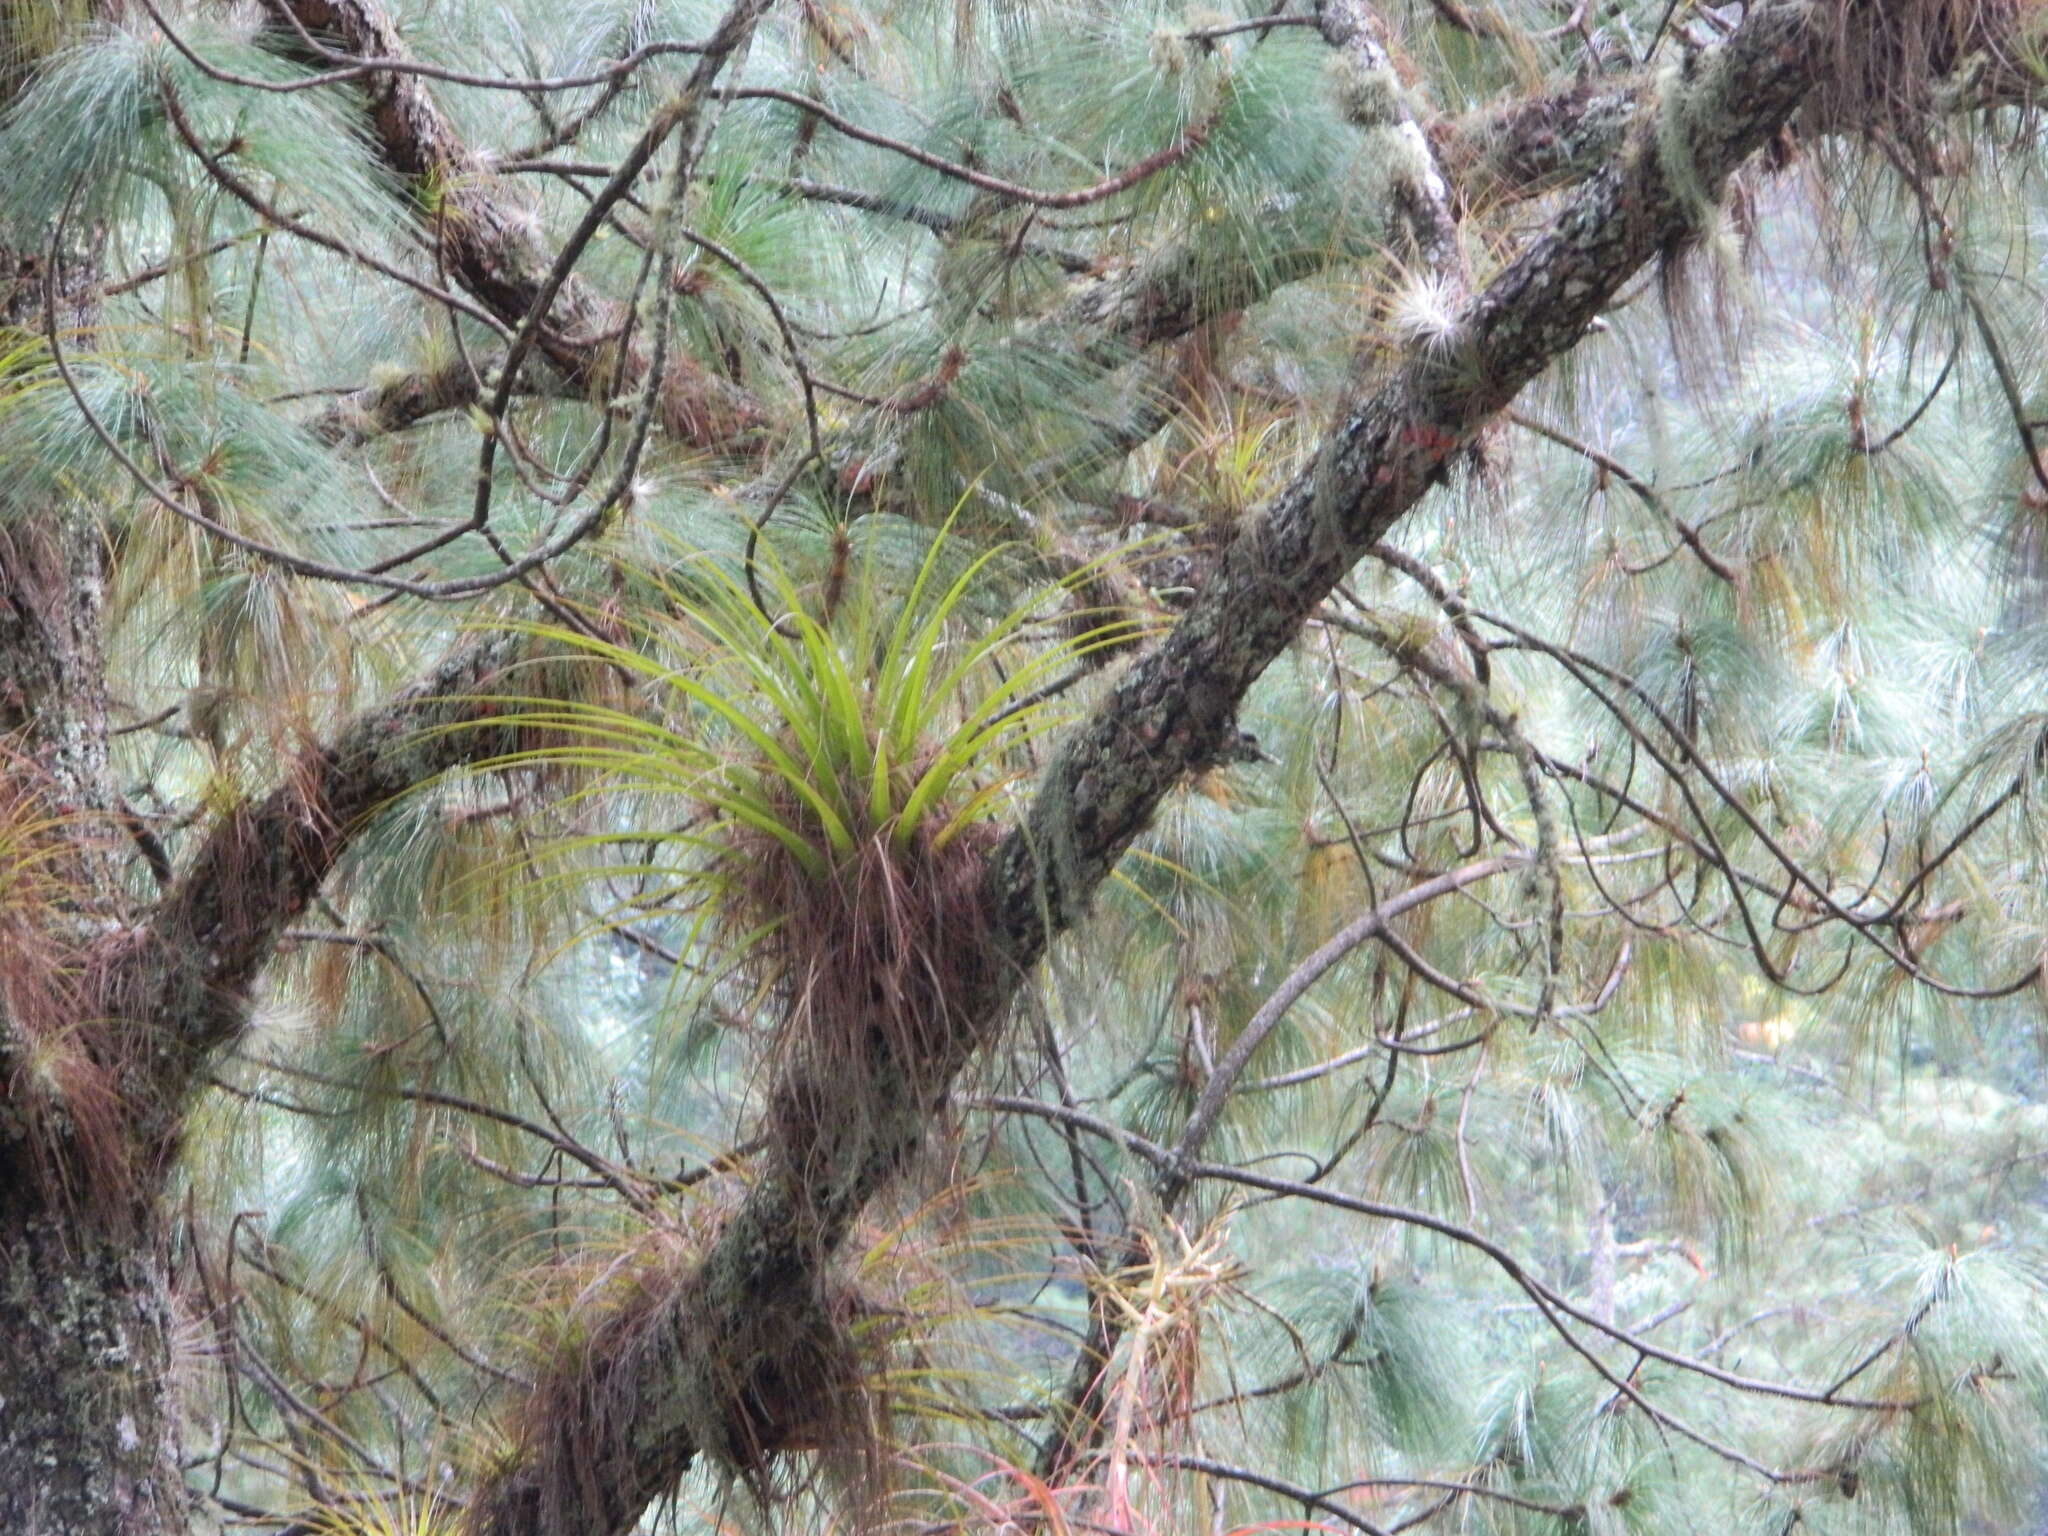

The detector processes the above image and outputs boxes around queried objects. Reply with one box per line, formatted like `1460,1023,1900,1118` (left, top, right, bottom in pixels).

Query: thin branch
722,86,1218,209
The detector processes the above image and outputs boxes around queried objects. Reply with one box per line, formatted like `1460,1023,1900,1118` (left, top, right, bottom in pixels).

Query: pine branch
457,4,1838,1532
990,0,1821,974
209,0,767,449
135,631,532,1112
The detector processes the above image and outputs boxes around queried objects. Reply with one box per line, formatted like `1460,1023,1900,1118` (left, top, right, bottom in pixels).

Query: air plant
474,515,1140,1096
298,1488,463,1536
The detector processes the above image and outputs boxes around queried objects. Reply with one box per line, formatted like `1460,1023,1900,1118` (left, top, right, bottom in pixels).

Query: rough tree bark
0,509,187,1533
0,1204,189,1536
0,69,184,1514
0,619,535,1535
0,329,531,1531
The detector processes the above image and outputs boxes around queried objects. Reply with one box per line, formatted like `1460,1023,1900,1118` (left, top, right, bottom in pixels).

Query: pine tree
3,2,2048,1534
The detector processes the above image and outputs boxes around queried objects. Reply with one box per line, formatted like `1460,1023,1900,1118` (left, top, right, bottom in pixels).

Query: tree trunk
0,1199,190,1536
0,203,189,1532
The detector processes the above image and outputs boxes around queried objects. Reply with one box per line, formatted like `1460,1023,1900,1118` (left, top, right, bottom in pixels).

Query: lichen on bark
0,1208,191,1536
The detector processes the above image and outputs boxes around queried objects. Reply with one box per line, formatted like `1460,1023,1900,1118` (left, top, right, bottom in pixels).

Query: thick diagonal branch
254,0,764,448
458,5,1830,1534
133,632,530,1122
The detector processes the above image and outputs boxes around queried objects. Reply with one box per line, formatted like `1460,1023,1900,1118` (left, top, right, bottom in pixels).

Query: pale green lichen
1652,54,1716,219
1325,49,1403,133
